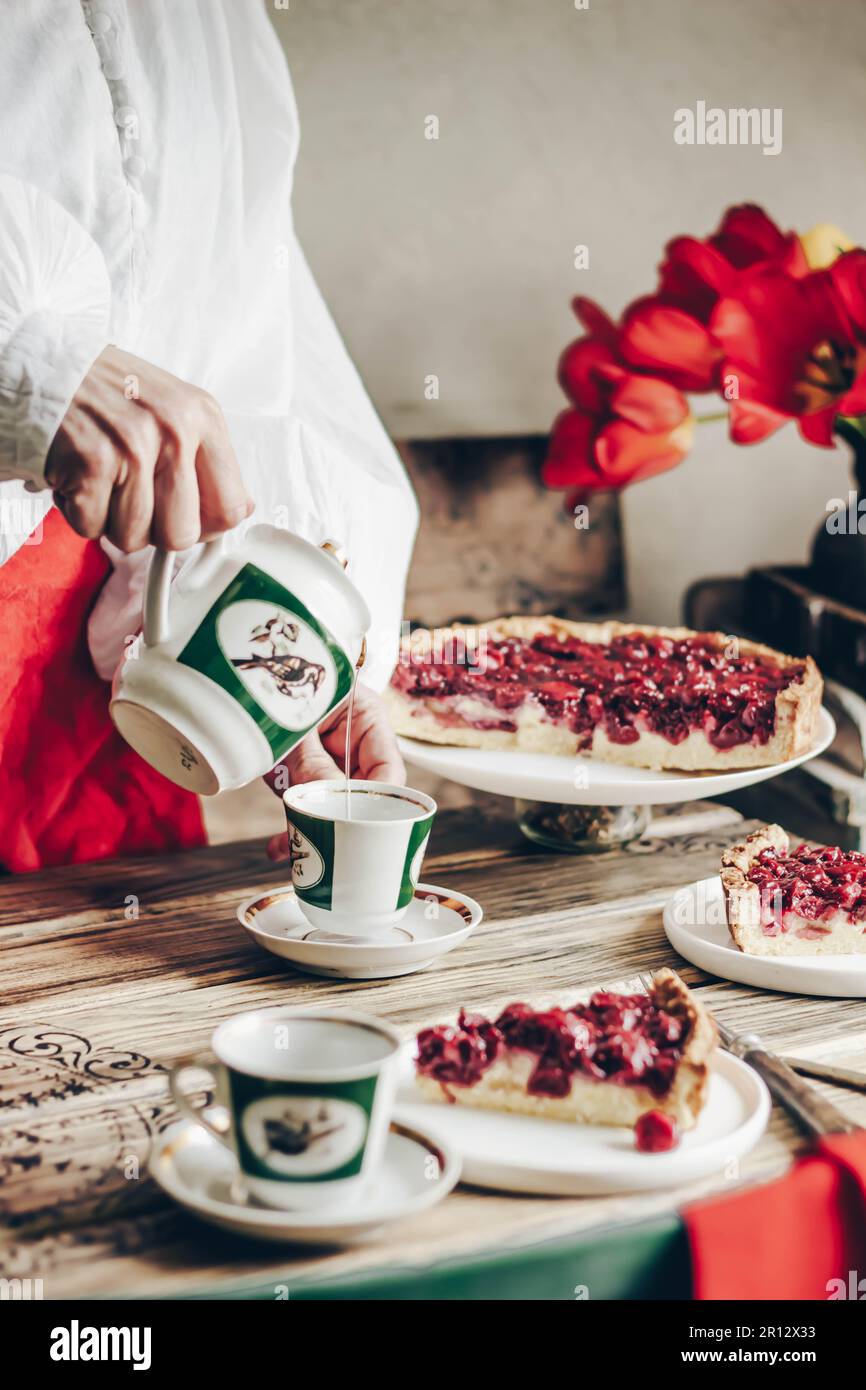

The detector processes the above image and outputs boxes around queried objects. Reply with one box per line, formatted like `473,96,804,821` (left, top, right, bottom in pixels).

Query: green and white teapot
110,525,370,794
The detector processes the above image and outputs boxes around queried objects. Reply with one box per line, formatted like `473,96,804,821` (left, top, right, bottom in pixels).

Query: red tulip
697,203,804,273
711,256,866,447
825,248,866,339
544,205,863,497
543,315,694,495
557,334,619,414
619,205,806,393
619,296,720,392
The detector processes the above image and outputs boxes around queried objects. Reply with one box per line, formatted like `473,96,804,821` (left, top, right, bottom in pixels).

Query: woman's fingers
107,462,156,553
320,685,406,783
354,716,406,782
264,733,340,861
267,831,290,862
264,729,344,804
46,347,252,547
262,691,405,862
105,404,161,552
152,438,201,551
47,407,117,540
195,395,253,538
284,729,342,784
355,687,406,783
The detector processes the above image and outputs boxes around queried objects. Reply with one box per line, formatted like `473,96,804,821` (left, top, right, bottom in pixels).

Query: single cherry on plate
634,1109,679,1153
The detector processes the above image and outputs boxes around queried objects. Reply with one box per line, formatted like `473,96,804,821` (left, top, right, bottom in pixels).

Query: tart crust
414,969,717,1132
721,824,866,956
385,616,822,772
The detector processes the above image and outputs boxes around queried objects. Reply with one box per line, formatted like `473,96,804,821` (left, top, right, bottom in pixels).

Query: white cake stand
398,707,836,852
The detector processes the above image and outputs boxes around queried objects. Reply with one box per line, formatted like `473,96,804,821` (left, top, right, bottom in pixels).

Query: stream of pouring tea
344,637,367,820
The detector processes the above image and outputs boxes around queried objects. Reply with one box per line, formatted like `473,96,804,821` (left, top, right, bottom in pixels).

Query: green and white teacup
169,1008,402,1211
283,779,436,937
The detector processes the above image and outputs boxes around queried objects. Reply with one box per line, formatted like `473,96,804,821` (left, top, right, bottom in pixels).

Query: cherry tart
413,969,716,1132
722,824,866,957
385,617,822,772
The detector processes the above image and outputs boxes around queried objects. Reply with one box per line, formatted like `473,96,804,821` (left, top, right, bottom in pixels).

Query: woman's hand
46,345,253,551
265,684,405,861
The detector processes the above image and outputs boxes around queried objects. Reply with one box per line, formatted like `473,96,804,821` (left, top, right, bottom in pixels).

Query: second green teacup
169,1007,402,1210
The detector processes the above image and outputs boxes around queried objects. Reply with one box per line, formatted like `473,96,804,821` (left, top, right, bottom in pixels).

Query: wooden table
2,798,866,1300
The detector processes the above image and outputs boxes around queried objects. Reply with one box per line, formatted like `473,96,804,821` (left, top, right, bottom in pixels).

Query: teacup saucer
237,882,482,978
149,1115,461,1245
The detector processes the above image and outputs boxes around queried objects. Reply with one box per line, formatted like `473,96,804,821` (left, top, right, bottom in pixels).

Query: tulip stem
836,415,866,448
694,410,729,425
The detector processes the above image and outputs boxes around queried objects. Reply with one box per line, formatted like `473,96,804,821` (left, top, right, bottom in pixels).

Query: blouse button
90,11,112,34
124,154,147,178
115,105,139,139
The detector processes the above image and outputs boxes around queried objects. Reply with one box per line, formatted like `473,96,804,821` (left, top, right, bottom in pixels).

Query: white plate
237,882,482,979
398,706,835,807
664,876,866,998
397,1051,769,1195
149,1114,461,1245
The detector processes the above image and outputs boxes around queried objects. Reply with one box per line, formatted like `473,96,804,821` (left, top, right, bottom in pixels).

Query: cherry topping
496,1003,595,1098
634,1110,679,1153
392,630,803,751
415,990,691,1100
747,843,866,932
415,1009,501,1090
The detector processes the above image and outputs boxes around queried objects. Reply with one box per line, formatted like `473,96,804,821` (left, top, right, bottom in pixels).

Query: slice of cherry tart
722,824,866,957
385,617,822,772
413,969,716,1138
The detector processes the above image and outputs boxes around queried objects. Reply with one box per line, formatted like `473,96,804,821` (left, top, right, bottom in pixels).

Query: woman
0,1,415,871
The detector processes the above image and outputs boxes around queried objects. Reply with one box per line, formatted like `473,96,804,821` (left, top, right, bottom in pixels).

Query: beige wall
272,0,864,620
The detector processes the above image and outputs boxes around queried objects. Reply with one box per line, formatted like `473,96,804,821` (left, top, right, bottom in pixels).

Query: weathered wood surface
2,803,866,1300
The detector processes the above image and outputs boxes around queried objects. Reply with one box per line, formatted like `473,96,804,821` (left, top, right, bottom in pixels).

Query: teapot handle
143,539,224,647
143,533,350,647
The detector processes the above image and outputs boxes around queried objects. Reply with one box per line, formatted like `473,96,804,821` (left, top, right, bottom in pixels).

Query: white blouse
0,0,417,690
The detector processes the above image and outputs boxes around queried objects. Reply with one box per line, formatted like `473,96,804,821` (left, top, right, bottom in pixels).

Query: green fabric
154,1212,691,1302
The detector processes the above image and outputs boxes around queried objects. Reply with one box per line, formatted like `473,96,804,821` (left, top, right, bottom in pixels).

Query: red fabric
685,1131,866,1300
0,510,205,872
